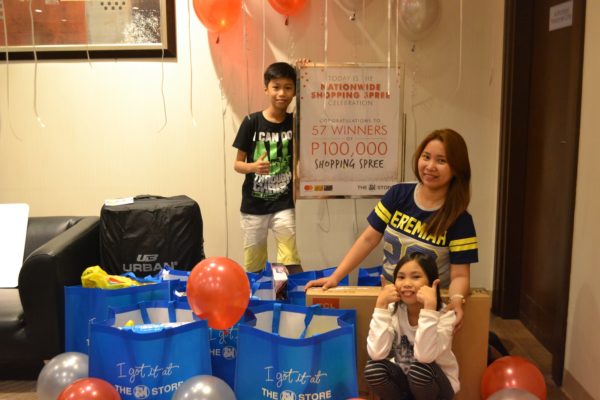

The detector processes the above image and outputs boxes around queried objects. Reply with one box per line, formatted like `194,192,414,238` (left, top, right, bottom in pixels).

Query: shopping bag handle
272,303,282,336
299,304,320,339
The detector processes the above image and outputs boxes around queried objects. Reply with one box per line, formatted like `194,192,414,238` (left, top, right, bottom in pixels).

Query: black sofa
0,216,100,377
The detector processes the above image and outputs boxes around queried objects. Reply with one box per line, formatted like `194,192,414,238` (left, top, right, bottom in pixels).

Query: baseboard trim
563,369,594,400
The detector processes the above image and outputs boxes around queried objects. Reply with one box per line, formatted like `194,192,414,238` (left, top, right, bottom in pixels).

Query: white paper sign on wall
549,1,573,32
297,64,404,198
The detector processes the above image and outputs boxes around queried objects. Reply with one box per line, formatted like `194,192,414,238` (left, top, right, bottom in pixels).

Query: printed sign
297,64,404,198
549,1,573,32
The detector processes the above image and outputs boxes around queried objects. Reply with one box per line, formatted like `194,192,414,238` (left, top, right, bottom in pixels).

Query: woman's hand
447,263,470,332
416,279,440,310
305,275,339,291
376,275,400,309
444,299,465,332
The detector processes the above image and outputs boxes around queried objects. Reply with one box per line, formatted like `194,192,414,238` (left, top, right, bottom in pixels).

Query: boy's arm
234,150,270,175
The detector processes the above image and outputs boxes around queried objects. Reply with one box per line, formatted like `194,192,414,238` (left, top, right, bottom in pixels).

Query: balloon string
243,1,250,117
84,17,92,68
28,0,45,128
187,0,197,126
216,51,230,257
323,0,328,65
453,0,463,94
322,0,328,113
386,0,391,95
1,1,21,141
352,199,358,235
318,200,331,233
395,0,399,78
85,45,92,67
261,0,267,72
155,48,167,133
286,15,296,61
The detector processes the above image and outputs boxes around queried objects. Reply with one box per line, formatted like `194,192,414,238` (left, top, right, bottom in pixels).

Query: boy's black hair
264,62,297,87
392,252,443,311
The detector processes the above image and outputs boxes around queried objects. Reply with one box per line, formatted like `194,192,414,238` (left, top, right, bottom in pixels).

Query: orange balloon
57,378,120,400
187,257,250,330
268,0,308,16
481,356,547,400
193,0,242,33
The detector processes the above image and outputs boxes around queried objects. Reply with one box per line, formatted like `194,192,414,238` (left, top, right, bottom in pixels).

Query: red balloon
193,0,242,33
187,257,250,330
268,0,308,16
58,378,120,400
481,356,547,400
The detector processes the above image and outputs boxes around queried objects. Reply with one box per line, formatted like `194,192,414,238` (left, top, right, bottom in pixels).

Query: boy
233,62,302,274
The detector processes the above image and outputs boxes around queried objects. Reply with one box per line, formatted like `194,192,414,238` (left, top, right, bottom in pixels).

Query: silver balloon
487,388,541,400
36,352,89,400
398,0,440,40
172,375,236,400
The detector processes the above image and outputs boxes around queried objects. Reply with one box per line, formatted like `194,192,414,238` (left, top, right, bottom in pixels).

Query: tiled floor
490,315,570,400
0,315,573,399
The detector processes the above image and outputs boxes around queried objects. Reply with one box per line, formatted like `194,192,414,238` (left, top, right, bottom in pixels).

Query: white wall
0,0,503,288
564,1,600,398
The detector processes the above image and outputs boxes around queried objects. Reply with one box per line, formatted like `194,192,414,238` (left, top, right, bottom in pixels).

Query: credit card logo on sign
303,185,333,192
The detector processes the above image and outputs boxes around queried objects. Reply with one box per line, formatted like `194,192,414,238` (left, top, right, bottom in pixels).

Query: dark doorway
494,0,585,385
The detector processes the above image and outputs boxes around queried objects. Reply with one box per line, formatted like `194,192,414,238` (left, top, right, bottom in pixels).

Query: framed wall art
0,0,176,60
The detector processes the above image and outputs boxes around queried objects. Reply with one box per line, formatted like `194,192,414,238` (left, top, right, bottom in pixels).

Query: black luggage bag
100,195,205,276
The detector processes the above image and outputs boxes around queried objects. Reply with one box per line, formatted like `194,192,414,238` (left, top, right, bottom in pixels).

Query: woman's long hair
412,129,471,237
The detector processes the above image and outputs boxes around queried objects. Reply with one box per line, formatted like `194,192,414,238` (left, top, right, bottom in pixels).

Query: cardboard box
445,288,491,400
306,287,491,400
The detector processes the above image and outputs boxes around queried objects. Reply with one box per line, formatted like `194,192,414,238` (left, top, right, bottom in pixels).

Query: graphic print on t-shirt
396,334,416,369
251,128,293,201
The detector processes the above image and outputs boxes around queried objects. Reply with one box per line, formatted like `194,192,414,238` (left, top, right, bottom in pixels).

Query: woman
306,129,478,329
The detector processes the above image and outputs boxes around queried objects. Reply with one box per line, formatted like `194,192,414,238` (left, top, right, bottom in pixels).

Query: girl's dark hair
264,62,297,87
393,252,443,311
412,128,471,237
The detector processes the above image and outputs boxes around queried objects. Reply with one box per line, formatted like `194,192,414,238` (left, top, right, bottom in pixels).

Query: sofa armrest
18,216,100,359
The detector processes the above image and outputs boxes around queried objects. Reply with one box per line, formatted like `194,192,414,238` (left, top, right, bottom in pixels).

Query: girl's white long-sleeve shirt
366,303,460,393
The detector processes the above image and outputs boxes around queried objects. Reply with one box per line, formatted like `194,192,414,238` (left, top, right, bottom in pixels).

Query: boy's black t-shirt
232,111,295,215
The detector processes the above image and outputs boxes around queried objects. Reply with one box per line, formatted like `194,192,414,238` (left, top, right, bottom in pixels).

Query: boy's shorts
240,208,301,273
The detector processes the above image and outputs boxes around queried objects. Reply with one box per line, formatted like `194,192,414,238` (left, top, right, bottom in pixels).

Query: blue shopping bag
357,265,384,286
209,298,286,388
209,325,239,388
286,267,350,305
158,266,190,300
251,279,276,300
235,303,358,399
89,300,212,400
65,281,171,354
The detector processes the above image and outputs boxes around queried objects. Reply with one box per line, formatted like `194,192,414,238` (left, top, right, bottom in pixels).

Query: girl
306,129,478,328
365,252,458,399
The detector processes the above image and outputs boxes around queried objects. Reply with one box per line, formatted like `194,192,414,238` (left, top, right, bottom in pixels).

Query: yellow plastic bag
81,266,144,289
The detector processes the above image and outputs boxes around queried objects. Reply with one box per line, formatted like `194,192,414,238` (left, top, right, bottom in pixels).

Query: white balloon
398,0,440,40
36,352,89,400
173,375,236,400
487,388,541,400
